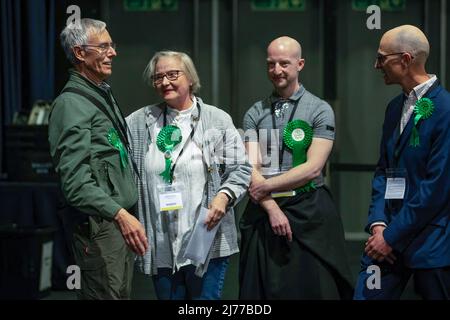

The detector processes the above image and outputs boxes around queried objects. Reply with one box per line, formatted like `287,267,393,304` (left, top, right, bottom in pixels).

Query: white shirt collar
406,74,437,100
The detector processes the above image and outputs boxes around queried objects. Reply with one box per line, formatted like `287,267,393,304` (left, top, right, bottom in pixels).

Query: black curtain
0,0,55,174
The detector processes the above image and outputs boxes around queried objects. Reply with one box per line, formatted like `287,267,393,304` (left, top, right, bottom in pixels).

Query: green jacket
48,70,137,220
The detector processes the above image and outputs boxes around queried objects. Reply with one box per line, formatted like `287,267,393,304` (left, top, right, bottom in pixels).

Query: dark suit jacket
366,84,450,268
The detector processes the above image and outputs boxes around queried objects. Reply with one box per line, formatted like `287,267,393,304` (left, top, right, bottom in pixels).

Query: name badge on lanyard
384,168,407,200
157,182,185,212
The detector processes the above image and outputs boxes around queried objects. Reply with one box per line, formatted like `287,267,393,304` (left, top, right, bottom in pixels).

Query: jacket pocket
104,153,137,210
95,151,121,196
95,160,117,197
428,214,449,228
94,150,137,210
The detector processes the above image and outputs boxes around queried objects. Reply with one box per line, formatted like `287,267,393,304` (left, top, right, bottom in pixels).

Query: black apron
239,186,354,299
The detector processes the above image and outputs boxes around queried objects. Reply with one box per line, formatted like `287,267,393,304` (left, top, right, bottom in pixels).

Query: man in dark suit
354,25,450,299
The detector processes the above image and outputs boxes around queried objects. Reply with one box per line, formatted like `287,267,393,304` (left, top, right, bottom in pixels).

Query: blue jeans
152,257,229,300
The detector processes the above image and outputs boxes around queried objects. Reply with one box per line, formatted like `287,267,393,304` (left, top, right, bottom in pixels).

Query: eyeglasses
81,42,116,53
375,52,412,64
151,70,184,85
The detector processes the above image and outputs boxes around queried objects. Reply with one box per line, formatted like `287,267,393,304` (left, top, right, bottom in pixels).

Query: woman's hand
205,193,229,231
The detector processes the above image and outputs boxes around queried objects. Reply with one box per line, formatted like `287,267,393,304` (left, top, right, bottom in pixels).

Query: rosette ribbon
107,128,128,169
283,120,315,193
157,125,182,183
410,98,434,147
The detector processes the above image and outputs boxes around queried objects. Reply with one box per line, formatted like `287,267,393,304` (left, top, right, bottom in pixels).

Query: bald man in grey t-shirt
243,86,334,186
239,36,353,300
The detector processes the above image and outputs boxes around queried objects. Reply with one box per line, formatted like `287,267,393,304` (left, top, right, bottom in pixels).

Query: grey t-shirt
243,86,335,188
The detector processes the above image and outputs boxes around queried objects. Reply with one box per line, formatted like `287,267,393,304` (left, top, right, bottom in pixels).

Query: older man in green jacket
48,18,147,299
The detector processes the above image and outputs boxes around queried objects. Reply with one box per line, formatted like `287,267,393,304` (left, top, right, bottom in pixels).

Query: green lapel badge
107,128,128,168
157,125,183,183
283,120,316,193
410,97,434,147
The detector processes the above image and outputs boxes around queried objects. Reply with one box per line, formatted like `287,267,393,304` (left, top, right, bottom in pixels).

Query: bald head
268,36,302,59
381,25,429,65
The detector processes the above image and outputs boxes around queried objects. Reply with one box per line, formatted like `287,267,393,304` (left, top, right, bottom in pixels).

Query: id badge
157,182,185,212
271,190,296,198
384,168,407,200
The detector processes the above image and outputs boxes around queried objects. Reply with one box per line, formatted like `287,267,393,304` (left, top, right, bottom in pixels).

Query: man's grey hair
60,18,107,64
143,51,201,94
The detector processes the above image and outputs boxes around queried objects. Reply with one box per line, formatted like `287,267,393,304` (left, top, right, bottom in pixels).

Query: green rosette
283,120,313,165
156,125,182,183
283,120,315,193
107,128,128,169
410,97,434,147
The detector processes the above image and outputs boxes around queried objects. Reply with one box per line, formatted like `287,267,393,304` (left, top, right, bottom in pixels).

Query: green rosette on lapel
410,97,434,147
107,128,128,169
283,120,316,193
157,125,182,183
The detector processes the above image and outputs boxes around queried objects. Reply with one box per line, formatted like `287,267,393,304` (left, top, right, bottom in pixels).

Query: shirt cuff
219,189,232,199
218,189,234,207
370,222,387,234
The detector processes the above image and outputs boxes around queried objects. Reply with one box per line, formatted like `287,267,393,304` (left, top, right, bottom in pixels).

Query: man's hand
205,193,229,231
265,202,293,242
249,179,272,202
365,226,396,264
114,208,148,256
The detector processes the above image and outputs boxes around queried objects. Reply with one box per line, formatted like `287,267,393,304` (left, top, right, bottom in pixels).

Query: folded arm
249,138,333,201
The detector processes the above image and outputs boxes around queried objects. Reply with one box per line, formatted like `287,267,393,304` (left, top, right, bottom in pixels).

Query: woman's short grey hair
60,18,106,64
143,51,201,94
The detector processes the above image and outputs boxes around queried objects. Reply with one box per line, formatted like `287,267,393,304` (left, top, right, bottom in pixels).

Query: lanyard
163,102,201,181
271,96,303,171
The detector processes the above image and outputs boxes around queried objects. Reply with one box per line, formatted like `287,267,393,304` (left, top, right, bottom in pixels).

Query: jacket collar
67,69,110,96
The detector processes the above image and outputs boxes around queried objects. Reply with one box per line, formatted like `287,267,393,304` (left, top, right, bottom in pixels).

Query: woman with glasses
126,51,251,300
